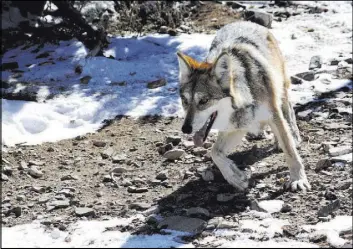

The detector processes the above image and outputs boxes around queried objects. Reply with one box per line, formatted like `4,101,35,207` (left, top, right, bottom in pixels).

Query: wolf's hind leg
269,108,311,192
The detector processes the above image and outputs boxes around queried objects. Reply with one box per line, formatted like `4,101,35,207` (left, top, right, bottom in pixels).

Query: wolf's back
207,21,272,62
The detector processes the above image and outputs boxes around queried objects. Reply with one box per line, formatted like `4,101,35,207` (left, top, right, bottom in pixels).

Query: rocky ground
2,87,352,247
1,1,353,248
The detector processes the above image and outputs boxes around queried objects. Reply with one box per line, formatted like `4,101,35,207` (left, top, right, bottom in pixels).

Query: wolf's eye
199,98,209,106
181,96,188,105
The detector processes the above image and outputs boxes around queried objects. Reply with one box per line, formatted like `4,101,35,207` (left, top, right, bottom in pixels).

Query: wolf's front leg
211,130,248,190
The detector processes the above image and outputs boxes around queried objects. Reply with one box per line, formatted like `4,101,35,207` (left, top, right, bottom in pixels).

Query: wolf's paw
222,164,249,191
284,178,311,192
225,174,249,191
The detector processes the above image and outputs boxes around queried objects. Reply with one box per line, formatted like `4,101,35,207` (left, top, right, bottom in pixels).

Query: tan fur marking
267,32,291,89
177,52,213,70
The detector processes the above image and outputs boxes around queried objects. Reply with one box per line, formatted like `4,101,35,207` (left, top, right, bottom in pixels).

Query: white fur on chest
247,103,272,133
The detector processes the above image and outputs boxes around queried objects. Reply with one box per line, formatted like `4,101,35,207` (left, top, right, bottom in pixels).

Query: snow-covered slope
1,1,352,148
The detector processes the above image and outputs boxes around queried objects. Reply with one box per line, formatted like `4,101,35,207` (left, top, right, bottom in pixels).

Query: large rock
244,10,273,28
158,216,207,234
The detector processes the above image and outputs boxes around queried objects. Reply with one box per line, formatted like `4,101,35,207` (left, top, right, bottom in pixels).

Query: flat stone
163,149,185,160
257,200,284,213
75,207,95,217
31,186,45,193
111,167,127,174
28,160,45,166
38,194,51,204
158,216,207,234
331,153,352,163
47,200,70,210
80,76,92,84
324,123,351,130
93,140,106,147
297,109,313,120
61,175,79,181
147,78,167,89
182,140,194,149
142,206,160,216
127,186,148,193
329,146,352,157
129,202,151,210
27,167,43,178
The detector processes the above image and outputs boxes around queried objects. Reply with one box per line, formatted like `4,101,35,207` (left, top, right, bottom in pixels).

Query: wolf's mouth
193,111,218,147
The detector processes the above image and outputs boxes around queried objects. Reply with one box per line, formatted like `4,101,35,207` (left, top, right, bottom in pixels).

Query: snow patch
2,216,194,248
301,216,353,247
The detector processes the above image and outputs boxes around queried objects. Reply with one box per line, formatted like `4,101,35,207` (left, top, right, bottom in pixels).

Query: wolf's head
176,51,235,146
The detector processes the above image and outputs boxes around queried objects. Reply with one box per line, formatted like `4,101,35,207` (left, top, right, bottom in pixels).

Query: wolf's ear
212,52,231,80
177,52,192,84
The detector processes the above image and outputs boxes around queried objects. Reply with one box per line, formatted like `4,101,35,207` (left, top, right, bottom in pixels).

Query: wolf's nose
182,124,192,134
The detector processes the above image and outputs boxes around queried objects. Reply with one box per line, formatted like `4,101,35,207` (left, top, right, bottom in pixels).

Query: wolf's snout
181,124,192,134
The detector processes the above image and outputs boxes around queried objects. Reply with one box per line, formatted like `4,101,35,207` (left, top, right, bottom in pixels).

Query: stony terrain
1,1,353,248
2,87,352,247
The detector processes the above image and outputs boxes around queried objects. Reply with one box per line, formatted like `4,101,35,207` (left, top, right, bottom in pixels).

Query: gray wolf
176,21,310,192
